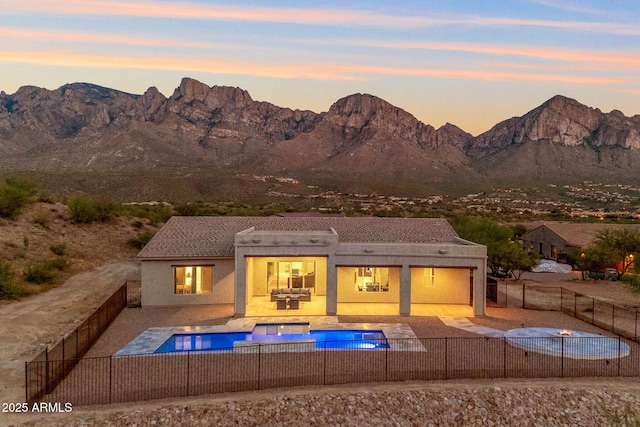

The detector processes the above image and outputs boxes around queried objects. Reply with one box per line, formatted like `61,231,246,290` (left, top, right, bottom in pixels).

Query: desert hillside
0,201,150,300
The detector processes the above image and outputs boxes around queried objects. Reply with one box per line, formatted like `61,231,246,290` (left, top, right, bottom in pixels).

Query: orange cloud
2,48,638,88
337,40,640,71
616,89,640,95
6,1,640,35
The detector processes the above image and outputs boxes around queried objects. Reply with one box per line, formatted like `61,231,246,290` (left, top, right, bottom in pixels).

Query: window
353,267,389,292
424,268,435,287
175,266,213,294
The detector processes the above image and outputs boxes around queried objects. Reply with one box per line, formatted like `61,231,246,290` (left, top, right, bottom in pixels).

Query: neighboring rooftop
138,216,466,258
523,222,640,247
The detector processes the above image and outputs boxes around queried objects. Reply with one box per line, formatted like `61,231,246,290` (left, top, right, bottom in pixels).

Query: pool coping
114,316,420,356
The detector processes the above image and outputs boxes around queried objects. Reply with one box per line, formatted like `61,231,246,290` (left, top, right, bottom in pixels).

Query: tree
571,229,640,280
501,241,540,280
450,215,536,278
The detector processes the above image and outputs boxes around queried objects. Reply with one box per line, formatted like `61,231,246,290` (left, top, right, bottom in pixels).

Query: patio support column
326,256,337,315
399,264,411,316
474,259,487,316
234,254,247,317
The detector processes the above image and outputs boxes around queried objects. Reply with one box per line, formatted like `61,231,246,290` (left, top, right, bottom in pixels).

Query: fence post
635,311,638,342
45,347,50,395
444,338,448,380
62,336,65,376
323,342,327,385
561,337,564,378
186,351,190,396
503,337,507,378
612,305,615,333
109,356,113,404
258,344,262,390
24,361,28,403
385,343,388,382
618,338,621,377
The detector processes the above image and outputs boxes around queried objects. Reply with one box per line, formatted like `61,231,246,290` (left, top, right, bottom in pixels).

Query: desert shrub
173,202,210,216
24,263,56,284
0,259,24,299
0,177,36,218
34,215,49,228
45,257,68,271
119,204,172,226
68,195,116,224
128,230,156,249
621,273,640,292
49,242,67,256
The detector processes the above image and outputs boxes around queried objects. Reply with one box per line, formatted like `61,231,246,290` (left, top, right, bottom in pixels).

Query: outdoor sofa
270,287,311,302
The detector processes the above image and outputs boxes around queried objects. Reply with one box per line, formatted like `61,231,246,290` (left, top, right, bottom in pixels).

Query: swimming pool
154,322,389,353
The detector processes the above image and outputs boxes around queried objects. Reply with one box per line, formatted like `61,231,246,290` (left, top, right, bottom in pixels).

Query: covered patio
244,295,474,317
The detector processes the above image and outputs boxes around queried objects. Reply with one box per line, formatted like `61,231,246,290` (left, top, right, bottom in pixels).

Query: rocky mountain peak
1,79,640,189
472,95,604,153
325,93,413,131
323,93,473,151
170,77,253,110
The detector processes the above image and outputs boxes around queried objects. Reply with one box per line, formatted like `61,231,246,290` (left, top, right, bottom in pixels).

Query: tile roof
523,222,640,247
138,216,463,259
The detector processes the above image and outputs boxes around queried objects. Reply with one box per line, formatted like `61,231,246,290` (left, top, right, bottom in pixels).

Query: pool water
155,323,389,353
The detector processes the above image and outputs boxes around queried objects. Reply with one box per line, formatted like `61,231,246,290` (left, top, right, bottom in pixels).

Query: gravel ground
8,379,640,426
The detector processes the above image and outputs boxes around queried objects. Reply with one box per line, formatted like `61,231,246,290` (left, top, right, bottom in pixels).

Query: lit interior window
424,268,435,287
175,266,213,294
353,267,389,292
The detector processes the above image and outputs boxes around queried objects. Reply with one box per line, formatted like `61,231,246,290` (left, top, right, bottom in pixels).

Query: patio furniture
288,296,300,310
270,287,311,301
276,295,288,310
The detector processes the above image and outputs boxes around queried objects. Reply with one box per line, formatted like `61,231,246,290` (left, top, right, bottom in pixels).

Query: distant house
522,222,640,261
138,216,488,316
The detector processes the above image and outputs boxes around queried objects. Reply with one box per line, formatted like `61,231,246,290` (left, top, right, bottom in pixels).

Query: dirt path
0,262,140,405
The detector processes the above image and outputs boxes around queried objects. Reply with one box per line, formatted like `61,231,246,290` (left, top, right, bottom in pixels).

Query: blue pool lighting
155,323,389,353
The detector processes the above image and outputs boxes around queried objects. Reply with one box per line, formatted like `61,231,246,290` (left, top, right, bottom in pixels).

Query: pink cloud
2,48,637,87
341,40,640,71
6,1,640,35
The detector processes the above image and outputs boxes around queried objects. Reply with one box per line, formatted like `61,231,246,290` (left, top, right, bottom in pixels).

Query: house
522,222,640,262
138,216,487,316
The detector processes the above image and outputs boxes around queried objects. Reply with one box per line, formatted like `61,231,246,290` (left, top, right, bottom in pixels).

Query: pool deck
115,316,419,356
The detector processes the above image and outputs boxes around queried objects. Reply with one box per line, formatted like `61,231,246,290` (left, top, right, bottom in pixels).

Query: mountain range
1,77,639,199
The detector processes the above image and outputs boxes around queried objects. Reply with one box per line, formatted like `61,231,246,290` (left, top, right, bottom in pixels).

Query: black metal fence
26,337,640,406
489,282,640,343
25,282,129,403
560,288,640,341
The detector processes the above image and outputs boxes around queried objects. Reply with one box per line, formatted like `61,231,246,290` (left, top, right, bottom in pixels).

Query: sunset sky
1,0,639,135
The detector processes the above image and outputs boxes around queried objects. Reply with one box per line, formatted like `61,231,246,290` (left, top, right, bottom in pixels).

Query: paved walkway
439,316,505,337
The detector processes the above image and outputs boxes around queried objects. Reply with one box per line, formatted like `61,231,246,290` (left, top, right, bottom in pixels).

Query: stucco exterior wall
522,226,573,259
141,259,234,306
141,225,487,316
410,267,470,304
